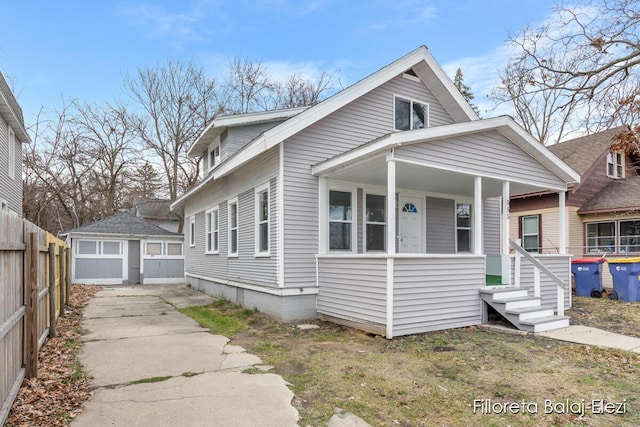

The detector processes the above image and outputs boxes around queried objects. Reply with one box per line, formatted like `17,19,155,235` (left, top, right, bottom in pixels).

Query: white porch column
386,158,396,255
501,181,511,285
386,156,396,338
473,176,483,255
558,190,566,255
318,176,328,255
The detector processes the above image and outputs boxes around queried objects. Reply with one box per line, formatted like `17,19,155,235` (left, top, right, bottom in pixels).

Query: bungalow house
0,70,31,215
62,212,184,285
510,126,640,289
172,46,580,337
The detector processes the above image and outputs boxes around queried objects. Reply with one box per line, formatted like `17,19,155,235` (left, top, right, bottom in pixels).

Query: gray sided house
63,212,184,285
172,46,581,338
0,70,31,215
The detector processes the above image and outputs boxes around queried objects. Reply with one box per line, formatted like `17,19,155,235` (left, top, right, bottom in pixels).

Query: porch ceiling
323,156,555,197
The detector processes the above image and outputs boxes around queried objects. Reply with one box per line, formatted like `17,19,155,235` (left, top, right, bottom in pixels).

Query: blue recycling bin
607,258,640,302
571,258,605,297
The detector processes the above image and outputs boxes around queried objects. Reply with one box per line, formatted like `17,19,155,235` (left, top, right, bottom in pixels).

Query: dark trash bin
607,258,640,302
571,258,606,297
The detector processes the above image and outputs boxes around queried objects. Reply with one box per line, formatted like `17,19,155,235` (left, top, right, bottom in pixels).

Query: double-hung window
255,184,270,255
365,194,386,251
607,151,624,178
329,190,353,251
521,215,540,253
228,198,238,256
208,142,220,171
456,203,471,253
205,207,219,254
394,96,429,131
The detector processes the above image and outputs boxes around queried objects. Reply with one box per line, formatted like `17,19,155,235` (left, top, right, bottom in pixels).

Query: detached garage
62,212,184,285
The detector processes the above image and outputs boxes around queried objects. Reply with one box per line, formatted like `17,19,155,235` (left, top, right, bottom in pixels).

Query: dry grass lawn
190,296,640,427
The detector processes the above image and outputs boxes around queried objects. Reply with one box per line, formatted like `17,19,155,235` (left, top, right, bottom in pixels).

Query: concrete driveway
72,284,299,427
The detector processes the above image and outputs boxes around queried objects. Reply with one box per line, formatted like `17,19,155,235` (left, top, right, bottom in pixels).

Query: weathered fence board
0,211,70,425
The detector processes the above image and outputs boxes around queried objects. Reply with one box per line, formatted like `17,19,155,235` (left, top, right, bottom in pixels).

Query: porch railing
510,239,566,317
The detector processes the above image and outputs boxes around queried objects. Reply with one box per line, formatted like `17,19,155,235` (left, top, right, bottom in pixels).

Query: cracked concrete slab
73,372,298,427
73,285,299,426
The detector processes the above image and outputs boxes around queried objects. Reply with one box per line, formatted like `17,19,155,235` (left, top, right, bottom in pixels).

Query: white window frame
208,140,221,171
455,201,472,254
393,95,430,131
75,240,123,258
521,215,540,253
606,151,624,178
8,126,15,180
189,216,195,247
364,192,386,252
255,183,270,257
205,206,219,254
228,197,239,257
328,186,357,253
145,241,183,257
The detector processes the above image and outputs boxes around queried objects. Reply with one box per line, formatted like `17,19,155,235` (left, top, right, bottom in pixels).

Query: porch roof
311,116,580,197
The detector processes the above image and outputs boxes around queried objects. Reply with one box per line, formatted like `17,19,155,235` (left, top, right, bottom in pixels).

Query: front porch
311,120,580,338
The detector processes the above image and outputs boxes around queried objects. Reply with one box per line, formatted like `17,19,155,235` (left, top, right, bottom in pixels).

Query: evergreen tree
453,68,480,116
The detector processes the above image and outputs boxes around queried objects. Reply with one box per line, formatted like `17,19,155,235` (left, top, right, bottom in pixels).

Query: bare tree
272,71,336,109
125,59,221,201
222,57,274,113
495,0,640,144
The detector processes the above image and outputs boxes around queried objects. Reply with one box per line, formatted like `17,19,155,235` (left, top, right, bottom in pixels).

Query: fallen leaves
5,285,100,427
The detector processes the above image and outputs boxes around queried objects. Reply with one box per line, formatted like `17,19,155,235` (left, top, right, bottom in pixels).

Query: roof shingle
64,212,180,237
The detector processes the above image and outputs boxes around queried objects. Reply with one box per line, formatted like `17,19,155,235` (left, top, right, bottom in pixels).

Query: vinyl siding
317,257,387,327
509,207,582,255
76,259,123,279
225,122,284,160
0,114,22,215
395,130,567,189
393,256,485,336
143,259,184,278
426,197,454,253
184,146,279,287
283,74,454,287
483,197,501,254
510,255,572,309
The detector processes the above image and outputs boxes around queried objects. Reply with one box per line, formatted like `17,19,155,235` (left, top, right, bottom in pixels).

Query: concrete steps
480,287,569,333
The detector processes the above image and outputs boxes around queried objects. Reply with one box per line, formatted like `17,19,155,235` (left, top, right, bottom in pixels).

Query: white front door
399,196,422,253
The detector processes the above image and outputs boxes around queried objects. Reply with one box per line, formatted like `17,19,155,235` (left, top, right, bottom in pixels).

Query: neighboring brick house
0,70,31,215
510,126,640,288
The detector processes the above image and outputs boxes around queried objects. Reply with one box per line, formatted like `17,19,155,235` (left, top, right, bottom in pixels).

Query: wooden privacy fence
0,210,71,425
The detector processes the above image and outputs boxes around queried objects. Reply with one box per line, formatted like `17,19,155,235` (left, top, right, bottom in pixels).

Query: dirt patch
228,315,640,427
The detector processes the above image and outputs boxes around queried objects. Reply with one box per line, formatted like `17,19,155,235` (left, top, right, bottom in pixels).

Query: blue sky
1,0,559,128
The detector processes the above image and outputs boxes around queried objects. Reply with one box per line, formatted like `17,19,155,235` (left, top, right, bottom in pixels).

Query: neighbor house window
394,96,429,130
365,194,386,251
607,151,624,178
620,220,640,253
456,203,471,253
8,127,15,180
521,215,540,253
255,184,270,255
587,222,616,253
329,190,353,251
189,216,195,247
205,207,219,254
228,198,238,256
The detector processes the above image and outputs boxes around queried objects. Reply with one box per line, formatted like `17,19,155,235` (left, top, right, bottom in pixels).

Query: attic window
394,96,429,131
208,143,220,171
607,151,624,178
402,69,420,82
